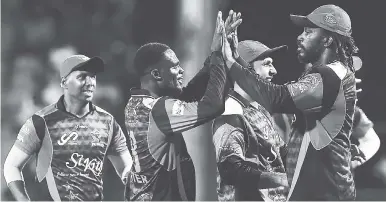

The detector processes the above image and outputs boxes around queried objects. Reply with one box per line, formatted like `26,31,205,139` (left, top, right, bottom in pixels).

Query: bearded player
274,56,380,171
227,5,359,200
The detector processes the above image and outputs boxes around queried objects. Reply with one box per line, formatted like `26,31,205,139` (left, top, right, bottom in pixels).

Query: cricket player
227,5,359,200
274,56,380,170
212,39,289,201
124,12,236,201
3,55,133,201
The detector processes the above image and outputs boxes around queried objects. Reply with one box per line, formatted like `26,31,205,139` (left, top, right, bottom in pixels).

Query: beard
297,41,325,64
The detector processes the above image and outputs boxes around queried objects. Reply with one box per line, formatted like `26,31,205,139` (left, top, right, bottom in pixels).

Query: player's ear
324,36,333,47
60,77,68,88
151,69,162,81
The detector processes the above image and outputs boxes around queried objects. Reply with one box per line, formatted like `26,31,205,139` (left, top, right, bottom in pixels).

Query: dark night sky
227,0,386,121
132,0,386,121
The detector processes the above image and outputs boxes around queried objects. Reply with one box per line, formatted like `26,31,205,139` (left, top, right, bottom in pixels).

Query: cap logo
324,14,337,25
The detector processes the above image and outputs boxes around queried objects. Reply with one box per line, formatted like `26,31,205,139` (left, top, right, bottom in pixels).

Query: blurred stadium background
1,0,385,200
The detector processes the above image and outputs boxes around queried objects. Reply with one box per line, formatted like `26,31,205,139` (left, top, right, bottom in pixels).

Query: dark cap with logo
60,55,104,78
237,40,287,63
290,4,352,37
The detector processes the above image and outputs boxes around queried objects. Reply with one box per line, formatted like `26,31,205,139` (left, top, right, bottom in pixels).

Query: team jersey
124,51,228,201
15,95,128,201
229,59,357,200
213,90,288,201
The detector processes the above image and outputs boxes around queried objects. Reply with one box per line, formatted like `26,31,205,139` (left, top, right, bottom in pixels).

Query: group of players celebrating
4,4,380,201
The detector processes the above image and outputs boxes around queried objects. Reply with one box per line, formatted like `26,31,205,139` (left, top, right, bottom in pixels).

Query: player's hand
225,11,242,58
350,144,366,169
222,23,235,68
260,172,288,189
355,78,362,94
224,10,242,36
122,170,130,185
211,11,225,52
229,25,239,58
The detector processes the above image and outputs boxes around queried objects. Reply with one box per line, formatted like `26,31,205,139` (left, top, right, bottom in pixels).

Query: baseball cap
290,4,352,37
60,55,104,78
237,40,287,63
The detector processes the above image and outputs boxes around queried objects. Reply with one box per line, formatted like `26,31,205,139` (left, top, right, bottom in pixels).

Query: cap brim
72,57,104,74
255,45,288,61
290,14,318,28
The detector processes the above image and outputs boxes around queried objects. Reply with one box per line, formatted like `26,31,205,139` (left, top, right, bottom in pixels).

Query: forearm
218,156,261,188
235,55,249,69
108,151,133,184
229,62,295,113
179,55,212,102
4,164,30,201
199,51,229,113
7,180,30,201
218,156,287,189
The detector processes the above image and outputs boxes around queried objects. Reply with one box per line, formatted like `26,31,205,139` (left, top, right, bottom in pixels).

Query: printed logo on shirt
17,119,33,142
63,182,73,191
73,124,88,130
65,190,80,201
58,131,79,145
90,129,107,147
172,100,185,115
287,74,322,97
131,173,148,184
65,152,103,176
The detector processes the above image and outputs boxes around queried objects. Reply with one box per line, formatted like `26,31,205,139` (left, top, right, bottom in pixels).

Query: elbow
211,98,226,116
3,162,19,184
202,99,225,118
213,104,225,117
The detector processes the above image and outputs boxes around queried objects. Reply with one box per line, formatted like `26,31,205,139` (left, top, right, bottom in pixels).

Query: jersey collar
130,87,154,98
56,95,96,113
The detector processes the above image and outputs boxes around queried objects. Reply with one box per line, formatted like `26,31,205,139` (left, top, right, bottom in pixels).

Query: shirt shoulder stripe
32,114,46,141
35,104,57,117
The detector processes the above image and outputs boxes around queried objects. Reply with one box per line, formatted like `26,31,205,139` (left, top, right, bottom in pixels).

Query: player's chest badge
90,129,108,148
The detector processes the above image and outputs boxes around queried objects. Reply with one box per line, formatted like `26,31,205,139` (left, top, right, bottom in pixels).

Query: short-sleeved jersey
15,95,128,201
124,52,228,201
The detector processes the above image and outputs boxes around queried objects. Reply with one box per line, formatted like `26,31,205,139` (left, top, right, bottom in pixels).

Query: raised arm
229,62,296,113
150,12,236,135
229,62,344,115
150,51,229,134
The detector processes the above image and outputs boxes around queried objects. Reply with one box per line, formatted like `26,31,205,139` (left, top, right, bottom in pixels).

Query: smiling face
296,27,327,64
250,57,277,82
157,49,184,96
64,70,96,102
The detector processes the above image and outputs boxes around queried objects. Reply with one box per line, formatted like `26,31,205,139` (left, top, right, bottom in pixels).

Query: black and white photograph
1,0,386,201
